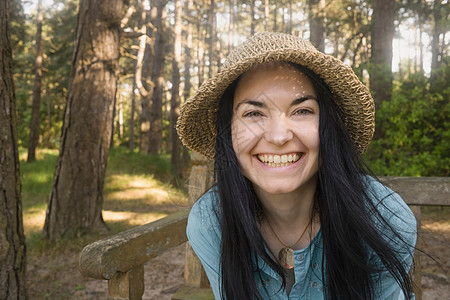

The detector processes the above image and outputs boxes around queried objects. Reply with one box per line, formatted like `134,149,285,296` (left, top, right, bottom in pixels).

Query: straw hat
176,32,375,159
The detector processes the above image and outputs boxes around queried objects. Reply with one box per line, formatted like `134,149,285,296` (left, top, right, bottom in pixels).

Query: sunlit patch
105,174,187,207
102,210,138,222
423,222,450,234
23,209,46,234
102,210,168,226
128,178,151,188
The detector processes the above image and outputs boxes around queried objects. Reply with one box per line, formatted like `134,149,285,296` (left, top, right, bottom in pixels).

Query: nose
264,115,293,145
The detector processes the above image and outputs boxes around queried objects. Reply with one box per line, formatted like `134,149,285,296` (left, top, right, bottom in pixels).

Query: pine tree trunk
250,0,256,35
228,0,234,53
44,85,52,148
370,0,395,107
273,1,277,31
288,0,293,34
197,0,205,87
171,0,182,176
208,0,215,78
308,0,325,52
138,1,154,152
418,5,424,73
130,70,136,150
0,0,28,297
184,0,193,103
27,0,43,162
431,0,444,72
43,0,123,240
264,0,269,31
183,0,193,173
148,0,166,155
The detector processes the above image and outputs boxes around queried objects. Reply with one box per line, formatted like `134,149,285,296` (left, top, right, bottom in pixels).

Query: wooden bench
79,153,449,300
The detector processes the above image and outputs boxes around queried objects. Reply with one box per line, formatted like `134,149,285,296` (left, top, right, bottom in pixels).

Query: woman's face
231,62,320,198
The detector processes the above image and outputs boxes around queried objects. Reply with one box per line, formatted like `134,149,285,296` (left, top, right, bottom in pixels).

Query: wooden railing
79,209,190,299
79,177,449,300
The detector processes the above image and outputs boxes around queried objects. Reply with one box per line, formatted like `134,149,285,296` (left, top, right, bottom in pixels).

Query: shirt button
296,254,304,261
312,282,318,287
312,263,317,268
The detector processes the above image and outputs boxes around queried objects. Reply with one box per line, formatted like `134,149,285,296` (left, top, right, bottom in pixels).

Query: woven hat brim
177,33,375,159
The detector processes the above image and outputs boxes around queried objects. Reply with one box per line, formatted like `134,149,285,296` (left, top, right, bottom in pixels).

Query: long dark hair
214,63,414,299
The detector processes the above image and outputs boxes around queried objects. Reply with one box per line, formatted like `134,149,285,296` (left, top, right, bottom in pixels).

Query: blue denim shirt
186,178,417,299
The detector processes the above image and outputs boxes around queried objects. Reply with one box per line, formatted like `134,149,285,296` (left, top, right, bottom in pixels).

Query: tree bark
137,0,155,152
0,0,28,297
288,0,293,34
171,0,182,176
183,0,193,172
44,84,52,148
43,0,123,240
264,0,269,31
208,0,215,78
250,0,256,36
27,0,44,162
273,1,277,32
184,0,193,103
431,0,445,72
370,0,395,107
196,0,205,87
148,0,166,155
130,69,136,150
308,0,325,52
228,0,234,53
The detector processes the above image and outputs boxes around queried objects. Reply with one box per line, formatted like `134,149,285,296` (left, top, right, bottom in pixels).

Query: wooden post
173,152,215,299
108,265,144,300
410,205,422,300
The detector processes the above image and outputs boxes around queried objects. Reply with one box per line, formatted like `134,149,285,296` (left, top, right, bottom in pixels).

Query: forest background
11,0,449,177
1,0,449,298
11,0,450,176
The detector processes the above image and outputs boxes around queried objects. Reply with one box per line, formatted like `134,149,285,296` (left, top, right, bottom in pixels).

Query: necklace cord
265,215,312,248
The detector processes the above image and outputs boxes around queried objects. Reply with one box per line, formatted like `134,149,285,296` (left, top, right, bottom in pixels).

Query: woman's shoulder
363,176,417,243
188,185,221,228
363,176,414,217
186,186,222,254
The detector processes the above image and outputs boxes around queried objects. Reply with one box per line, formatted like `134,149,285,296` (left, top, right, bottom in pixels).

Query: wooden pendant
278,247,295,269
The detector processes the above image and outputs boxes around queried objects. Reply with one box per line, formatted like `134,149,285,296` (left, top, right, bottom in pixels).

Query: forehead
234,62,315,102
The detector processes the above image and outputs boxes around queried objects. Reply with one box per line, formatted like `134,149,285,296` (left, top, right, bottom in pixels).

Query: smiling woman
176,32,417,300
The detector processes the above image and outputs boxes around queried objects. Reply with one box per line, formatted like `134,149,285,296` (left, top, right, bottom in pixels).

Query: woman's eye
243,111,263,118
294,108,312,116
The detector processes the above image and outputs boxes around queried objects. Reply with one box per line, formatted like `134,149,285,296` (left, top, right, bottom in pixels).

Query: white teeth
257,153,302,167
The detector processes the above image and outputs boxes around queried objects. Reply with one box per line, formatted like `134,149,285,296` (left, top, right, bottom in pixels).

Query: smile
257,153,303,167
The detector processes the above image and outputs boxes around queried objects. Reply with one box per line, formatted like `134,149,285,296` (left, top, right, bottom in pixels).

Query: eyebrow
235,95,317,111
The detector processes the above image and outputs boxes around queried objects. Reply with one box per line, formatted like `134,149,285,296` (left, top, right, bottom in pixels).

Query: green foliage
365,66,450,176
107,146,181,185
12,0,77,149
20,148,58,210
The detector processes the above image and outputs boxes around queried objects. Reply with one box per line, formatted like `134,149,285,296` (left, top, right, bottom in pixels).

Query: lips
257,153,303,167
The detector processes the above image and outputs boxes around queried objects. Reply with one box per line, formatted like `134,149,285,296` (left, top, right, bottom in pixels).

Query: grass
20,147,189,298
20,146,188,234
